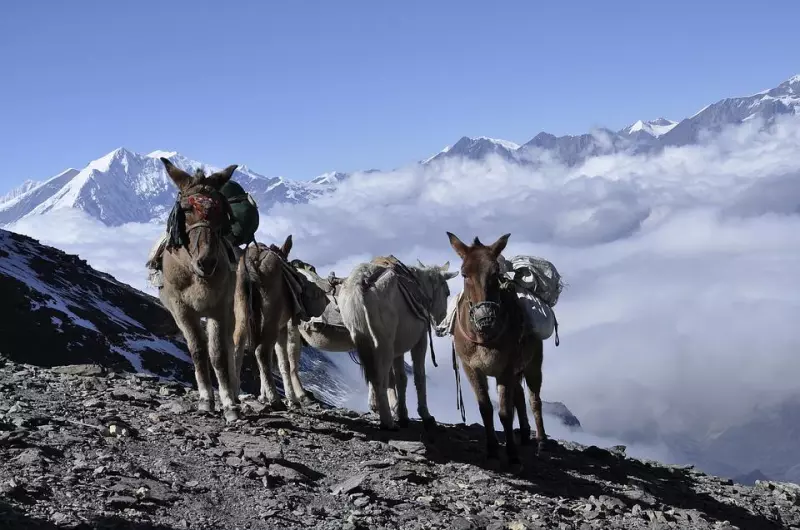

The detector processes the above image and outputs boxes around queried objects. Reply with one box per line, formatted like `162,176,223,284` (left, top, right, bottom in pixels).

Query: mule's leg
514,379,532,445
206,317,241,422
386,362,399,420
392,356,409,428
462,363,499,459
173,310,215,413
274,326,301,408
372,343,397,431
253,327,285,411
523,345,547,453
286,323,315,405
410,336,436,430
368,382,379,414
497,378,520,467
231,259,249,399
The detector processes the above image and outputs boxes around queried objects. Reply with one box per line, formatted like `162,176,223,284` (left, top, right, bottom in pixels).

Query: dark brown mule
446,232,547,467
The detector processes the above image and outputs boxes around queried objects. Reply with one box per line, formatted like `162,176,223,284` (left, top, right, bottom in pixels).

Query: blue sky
1,0,799,189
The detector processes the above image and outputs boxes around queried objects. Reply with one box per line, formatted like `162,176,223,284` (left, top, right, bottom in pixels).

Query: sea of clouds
8,114,800,480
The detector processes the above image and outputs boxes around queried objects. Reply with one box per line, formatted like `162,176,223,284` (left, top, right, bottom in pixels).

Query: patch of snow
147,150,178,159
476,137,520,150
624,118,678,138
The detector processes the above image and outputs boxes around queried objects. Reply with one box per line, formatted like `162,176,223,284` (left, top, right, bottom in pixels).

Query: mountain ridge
2,73,800,227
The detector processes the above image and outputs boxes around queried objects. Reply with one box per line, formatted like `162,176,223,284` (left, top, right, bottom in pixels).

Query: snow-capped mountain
620,117,678,138
0,149,328,227
421,73,800,166
423,136,521,164
0,179,45,203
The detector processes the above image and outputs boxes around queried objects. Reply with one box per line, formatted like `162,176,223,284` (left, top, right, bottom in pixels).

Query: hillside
0,227,354,407
1,357,799,530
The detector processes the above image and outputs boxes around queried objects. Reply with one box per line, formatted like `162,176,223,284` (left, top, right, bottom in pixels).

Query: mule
284,309,406,414
446,232,547,467
275,263,427,416
156,158,242,422
231,235,328,409
338,258,457,430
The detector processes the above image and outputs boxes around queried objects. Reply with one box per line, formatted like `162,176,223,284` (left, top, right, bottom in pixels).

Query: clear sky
2,0,799,189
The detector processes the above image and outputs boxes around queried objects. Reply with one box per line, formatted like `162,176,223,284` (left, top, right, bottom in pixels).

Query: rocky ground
1,356,799,530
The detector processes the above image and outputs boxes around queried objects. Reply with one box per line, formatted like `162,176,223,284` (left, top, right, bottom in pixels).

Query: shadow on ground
316,411,787,530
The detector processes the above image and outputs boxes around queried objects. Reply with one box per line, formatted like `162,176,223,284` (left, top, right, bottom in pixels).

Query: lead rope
451,341,467,423
427,323,438,367
554,313,560,347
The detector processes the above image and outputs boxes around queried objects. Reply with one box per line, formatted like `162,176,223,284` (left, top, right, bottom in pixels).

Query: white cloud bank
9,114,800,478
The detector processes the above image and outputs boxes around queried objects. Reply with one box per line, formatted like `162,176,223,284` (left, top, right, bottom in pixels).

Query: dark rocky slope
1,357,798,530
0,228,354,406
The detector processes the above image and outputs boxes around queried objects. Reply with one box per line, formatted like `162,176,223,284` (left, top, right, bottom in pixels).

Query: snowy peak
0,148,330,227
621,117,678,138
423,136,520,164
1,178,46,203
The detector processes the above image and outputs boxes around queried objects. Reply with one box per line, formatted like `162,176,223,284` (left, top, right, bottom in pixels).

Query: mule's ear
488,233,511,258
443,271,458,280
417,259,426,268
206,164,238,189
161,157,192,190
439,261,450,272
281,234,293,258
447,232,469,259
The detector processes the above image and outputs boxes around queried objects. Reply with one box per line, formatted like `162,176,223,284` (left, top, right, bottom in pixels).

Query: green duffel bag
219,180,260,247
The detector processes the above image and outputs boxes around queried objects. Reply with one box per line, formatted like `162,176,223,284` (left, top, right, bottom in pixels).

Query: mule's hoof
397,417,410,429
269,400,288,412
519,428,532,446
537,438,555,455
422,416,438,431
223,407,242,423
300,393,319,407
197,399,214,413
507,459,525,475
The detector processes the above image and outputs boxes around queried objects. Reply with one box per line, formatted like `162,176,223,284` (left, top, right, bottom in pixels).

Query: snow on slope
0,179,44,203
622,118,678,138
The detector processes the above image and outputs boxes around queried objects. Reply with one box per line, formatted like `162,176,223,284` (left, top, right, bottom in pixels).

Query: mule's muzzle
469,301,503,338
192,256,219,278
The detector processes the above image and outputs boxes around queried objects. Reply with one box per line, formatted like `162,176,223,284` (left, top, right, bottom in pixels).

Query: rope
451,341,467,423
348,351,361,365
554,313,560,347
427,325,438,367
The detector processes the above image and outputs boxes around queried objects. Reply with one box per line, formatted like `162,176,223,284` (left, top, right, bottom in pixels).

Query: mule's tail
338,274,381,386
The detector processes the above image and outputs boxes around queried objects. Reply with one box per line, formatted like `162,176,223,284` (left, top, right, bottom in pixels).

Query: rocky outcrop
1,357,798,530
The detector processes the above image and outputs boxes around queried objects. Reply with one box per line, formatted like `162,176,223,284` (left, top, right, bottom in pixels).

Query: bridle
456,270,511,345
168,187,233,277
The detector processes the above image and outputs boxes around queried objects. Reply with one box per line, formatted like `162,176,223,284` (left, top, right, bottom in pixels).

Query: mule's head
161,157,237,278
415,259,458,324
446,231,510,339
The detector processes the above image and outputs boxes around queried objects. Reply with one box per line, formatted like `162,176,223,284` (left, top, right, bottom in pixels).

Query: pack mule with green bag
146,177,261,288
219,179,260,250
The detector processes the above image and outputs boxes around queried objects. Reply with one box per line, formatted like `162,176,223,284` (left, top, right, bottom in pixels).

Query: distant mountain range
2,74,800,227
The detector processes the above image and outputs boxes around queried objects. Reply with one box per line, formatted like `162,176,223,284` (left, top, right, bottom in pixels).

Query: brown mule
157,158,242,422
446,232,547,468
